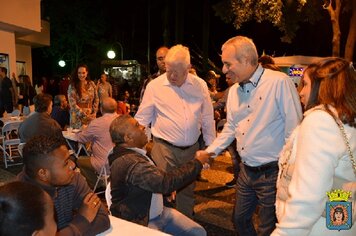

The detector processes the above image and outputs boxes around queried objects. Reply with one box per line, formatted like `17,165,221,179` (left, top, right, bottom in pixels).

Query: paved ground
0,151,237,235
194,152,236,235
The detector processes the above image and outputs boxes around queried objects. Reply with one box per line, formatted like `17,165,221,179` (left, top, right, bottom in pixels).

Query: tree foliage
40,0,106,69
213,0,321,43
213,0,355,60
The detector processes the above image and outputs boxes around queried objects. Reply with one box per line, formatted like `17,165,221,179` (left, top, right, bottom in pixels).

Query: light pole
115,42,123,60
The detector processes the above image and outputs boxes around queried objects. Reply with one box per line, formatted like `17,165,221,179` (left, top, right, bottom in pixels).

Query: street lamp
115,42,123,60
58,60,66,67
107,50,116,59
107,42,124,60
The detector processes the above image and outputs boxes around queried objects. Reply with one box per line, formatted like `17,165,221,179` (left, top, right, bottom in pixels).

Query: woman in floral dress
68,64,99,129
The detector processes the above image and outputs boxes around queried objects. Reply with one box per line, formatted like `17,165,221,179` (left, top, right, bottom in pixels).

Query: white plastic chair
105,182,112,215
1,121,22,168
93,163,110,194
18,142,26,157
93,148,113,193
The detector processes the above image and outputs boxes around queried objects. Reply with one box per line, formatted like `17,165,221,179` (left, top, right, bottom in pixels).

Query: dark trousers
0,102,13,117
227,140,241,179
151,137,199,218
234,162,278,236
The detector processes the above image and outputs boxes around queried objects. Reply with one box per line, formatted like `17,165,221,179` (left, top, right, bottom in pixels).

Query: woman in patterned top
97,73,112,105
68,64,99,129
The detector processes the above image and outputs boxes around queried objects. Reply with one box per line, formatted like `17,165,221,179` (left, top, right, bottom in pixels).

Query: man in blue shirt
202,36,303,236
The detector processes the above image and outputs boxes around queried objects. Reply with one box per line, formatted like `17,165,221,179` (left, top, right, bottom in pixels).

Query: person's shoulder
302,106,337,128
263,68,289,81
146,74,165,87
188,74,209,89
51,106,60,113
111,150,144,164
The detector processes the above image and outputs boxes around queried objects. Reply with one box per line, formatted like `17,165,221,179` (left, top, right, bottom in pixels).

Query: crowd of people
0,35,355,236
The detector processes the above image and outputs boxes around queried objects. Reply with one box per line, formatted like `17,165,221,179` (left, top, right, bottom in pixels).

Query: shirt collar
239,65,264,90
249,65,264,87
163,73,193,87
128,147,147,156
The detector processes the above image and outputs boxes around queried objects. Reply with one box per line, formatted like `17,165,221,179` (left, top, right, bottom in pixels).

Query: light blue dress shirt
206,65,303,166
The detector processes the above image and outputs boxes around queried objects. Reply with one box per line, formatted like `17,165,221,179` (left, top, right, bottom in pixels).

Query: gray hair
222,36,258,66
110,114,132,145
165,44,190,68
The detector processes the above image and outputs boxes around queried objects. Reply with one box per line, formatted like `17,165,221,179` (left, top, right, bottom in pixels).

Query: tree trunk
345,0,356,61
325,0,341,57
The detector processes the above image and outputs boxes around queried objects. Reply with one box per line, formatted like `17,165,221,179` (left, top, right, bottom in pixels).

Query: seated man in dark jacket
51,95,70,130
17,135,110,235
108,114,211,236
19,93,63,142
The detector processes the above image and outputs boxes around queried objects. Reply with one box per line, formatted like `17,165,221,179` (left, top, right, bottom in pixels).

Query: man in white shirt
200,36,302,236
135,44,216,218
76,97,118,189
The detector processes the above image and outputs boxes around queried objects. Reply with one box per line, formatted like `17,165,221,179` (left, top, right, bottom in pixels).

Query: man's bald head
101,97,117,114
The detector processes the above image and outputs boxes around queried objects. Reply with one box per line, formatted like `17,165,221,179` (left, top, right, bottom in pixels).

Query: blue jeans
148,207,206,236
234,163,278,236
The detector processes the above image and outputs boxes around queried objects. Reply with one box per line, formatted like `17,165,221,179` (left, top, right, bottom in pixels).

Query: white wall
16,44,33,81
0,31,16,77
0,0,41,32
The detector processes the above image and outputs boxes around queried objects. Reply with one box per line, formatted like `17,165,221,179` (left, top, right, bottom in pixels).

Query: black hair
333,207,345,221
23,135,66,178
0,181,50,236
53,95,65,106
33,93,53,112
0,66,7,74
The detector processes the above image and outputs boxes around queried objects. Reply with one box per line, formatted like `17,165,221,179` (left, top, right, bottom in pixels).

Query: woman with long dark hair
68,64,99,129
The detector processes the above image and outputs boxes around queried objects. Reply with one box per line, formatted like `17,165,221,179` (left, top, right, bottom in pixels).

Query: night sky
33,0,345,78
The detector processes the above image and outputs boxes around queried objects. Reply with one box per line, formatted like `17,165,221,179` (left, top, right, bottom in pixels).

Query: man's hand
195,150,214,167
79,192,101,223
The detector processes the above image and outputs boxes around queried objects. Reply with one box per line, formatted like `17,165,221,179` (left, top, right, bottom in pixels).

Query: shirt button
247,90,250,93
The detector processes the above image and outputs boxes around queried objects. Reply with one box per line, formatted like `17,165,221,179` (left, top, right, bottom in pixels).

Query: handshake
195,150,215,169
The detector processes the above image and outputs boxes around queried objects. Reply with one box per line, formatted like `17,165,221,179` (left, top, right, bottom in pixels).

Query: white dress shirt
206,65,303,166
135,73,215,147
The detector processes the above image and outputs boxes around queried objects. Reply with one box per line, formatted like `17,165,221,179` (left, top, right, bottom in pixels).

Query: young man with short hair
17,135,110,235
